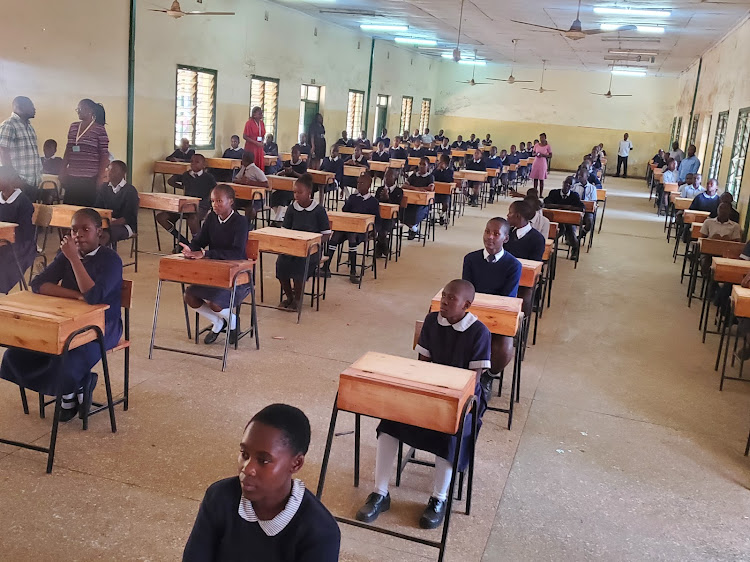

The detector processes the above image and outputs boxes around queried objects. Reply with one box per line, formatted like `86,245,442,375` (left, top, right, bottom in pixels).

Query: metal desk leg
148,279,164,359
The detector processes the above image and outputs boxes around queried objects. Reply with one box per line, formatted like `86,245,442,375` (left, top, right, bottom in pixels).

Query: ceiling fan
489,39,533,85
457,51,490,86
149,0,235,18
590,71,633,98
522,61,555,94
451,0,466,62
511,0,635,40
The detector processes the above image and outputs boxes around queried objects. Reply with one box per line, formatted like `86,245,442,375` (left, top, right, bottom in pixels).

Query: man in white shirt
421,128,434,145
669,142,685,165
615,133,634,178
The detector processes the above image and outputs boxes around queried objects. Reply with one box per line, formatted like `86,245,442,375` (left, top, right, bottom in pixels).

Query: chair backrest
32,203,53,227
548,221,558,239
413,319,424,350
246,238,259,261
121,279,133,309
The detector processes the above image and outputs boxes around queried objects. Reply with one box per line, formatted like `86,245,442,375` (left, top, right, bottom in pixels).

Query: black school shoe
356,492,390,523
78,372,98,420
59,397,79,422
407,230,417,240
204,320,227,344
419,496,447,529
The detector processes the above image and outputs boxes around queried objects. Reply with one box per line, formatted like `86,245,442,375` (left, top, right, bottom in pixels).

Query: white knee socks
216,308,237,330
197,303,224,333
432,455,453,501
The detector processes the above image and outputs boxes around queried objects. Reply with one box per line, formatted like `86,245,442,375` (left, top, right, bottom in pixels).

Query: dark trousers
616,156,628,177
62,175,98,206
560,224,580,253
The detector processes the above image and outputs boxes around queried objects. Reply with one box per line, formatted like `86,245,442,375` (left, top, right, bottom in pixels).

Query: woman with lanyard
308,113,326,161
60,99,109,207
242,106,265,172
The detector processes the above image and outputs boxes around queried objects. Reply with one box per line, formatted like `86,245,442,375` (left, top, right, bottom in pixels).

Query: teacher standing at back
60,99,109,207
243,106,265,172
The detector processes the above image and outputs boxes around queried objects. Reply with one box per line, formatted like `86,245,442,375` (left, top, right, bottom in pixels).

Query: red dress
243,119,265,168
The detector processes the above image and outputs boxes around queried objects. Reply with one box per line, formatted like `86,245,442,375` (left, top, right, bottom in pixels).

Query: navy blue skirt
276,255,319,281
270,191,293,208
185,283,252,310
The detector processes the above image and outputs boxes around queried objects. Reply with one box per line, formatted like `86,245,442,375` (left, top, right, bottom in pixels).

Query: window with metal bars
669,117,677,147
726,107,750,196
250,76,279,139
675,117,683,147
175,65,216,149
708,111,729,181
400,96,413,135
419,99,431,132
346,90,365,139
688,114,699,146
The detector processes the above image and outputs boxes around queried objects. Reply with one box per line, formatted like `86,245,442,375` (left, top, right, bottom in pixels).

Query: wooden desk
308,170,336,186
684,210,710,224
402,189,435,206
338,147,355,156
732,286,750,319
549,222,559,239
434,182,456,195
690,223,704,240
337,351,475,435
267,175,296,191
543,238,554,261
153,160,190,175
37,204,112,228
487,168,499,178
699,238,745,259
596,189,606,201
369,161,389,173
407,157,422,166
225,183,268,202
388,159,405,170
711,257,750,284
344,165,366,178
379,203,399,220
518,258,543,288
663,182,679,195
583,200,597,213
430,290,522,337
138,192,200,213
543,208,583,225
327,211,375,234
0,221,16,243
264,155,278,168
280,152,308,162
205,157,241,170
249,227,322,257
674,197,693,210
460,170,488,183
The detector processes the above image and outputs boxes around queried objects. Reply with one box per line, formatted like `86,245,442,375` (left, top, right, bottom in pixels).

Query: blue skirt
276,255,319,281
185,283,252,310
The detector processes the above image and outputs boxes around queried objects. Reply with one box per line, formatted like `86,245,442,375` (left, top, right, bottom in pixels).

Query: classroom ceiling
268,0,750,75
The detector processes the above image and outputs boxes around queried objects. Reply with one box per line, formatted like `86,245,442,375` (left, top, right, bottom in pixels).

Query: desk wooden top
731,285,750,318
674,196,693,210
683,210,710,224
402,189,435,206
154,160,190,174
138,192,200,213
379,202,399,220
663,182,679,193
596,189,606,201
308,170,336,184
205,157,241,170
369,161,389,172
583,200,597,213
159,254,253,288
543,208,584,225
434,181,456,195
225,183,268,201
0,292,108,355
548,222,558,239
344,165,366,177
518,259,543,288
699,238,746,259
280,153,308,162
328,211,375,234
338,147,355,155
487,168,499,177
388,159,405,168
248,227,321,258
38,204,112,228
264,155,278,166
430,290,523,337
543,238,554,261
711,257,750,284
267,175,296,191
337,351,475,435
461,170,488,182
0,221,17,243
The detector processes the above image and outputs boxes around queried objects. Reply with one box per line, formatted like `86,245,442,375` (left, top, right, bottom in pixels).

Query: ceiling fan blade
148,8,169,12
183,11,235,15
589,92,607,96
510,80,534,83
487,78,509,82
510,20,567,33
541,89,557,93
521,87,538,91
583,25,636,35
610,94,633,97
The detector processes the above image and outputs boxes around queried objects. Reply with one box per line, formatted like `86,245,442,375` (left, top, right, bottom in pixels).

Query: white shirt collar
704,192,718,199
436,311,478,332
516,223,532,239
290,159,302,165
217,210,234,224
85,246,101,257
377,150,386,156
108,178,126,194
238,479,305,536
482,248,505,262
189,169,203,177
331,156,340,162
355,192,372,200
417,171,431,177
292,199,319,212
385,183,397,193
0,188,21,205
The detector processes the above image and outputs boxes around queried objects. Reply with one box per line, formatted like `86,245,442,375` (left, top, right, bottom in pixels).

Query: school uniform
485,155,501,169
482,139,493,147
700,218,742,240
222,147,244,160
377,310,491,471
235,164,268,212
271,160,307,208
0,246,122,396
213,147,244,181
0,188,35,293
437,144,451,156
297,143,311,156
403,171,434,227
409,146,426,159
185,211,252,309
408,135,421,144
183,477,340,562
466,158,486,172
342,155,369,190
544,190,584,252
94,179,140,243
467,139,480,149
450,141,466,150
689,192,720,217
462,248,522,298
432,167,454,206
375,182,404,251
168,148,195,162
41,156,64,175
370,150,390,163
506,223,546,261
320,156,344,188
181,170,217,216
263,142,280,174
530,209,551,240
506,152,520,182
276,200,330,281
374,136,391,148
327,192,380,262
679,184,704,199
357,138,372,150
434,134,445,142
388,146,407,160
334,138,353,148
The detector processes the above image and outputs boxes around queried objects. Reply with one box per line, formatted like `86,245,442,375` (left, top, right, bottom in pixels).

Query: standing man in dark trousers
0,96,42,202
615,132,633,178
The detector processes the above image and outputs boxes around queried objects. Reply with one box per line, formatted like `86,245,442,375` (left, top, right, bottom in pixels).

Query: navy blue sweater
505,227,546,261
462,249,522,298
689,193,721,218
189,211,248,260
342,193,380,228
95,182,140,232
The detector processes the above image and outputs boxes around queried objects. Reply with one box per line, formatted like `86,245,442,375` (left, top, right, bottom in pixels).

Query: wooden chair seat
109,339,130,354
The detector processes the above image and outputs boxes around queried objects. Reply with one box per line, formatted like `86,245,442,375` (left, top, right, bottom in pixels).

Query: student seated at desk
652,149,666,169
325,171,378,283
95,160,139,246
462,218,522,382
720,191,740,223
657,158,679,211
421,128,434,145
467,134,480,149
388,136,407,161
166,137,196,191
222,135,244,160
0,167,35,293
689,178,720,217
482,134,492,147
374,169,404,257
679,173,704,199
356,279,491,530
485,146,502,203
432,154,454,225
0,208,122,422
698,202,742,279
184,404,340,562
402,157,435,240
234,151,268,228
270,145,307,223
572,166,597,233
526,195,550,239
41,138,64,175
434,129,445,142
544,176,584,260
506,200,546,261
437,138,451,156
181,185,250,345
319,145,344,193
407,139,426,173
370,141,390,179
374,128,390,149
334,130,353,149
276,174,331,311
465,148,487,207
297,134,311,156
157,154,216,245
356,130,371,150
262,134,280,175
409,129,421,144
342,144,369,197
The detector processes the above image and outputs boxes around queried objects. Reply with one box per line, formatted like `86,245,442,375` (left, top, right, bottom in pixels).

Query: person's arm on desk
742,271,750,288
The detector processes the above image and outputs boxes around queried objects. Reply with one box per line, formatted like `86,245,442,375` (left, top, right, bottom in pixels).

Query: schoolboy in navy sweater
389,137,407,160
375,169,404,257
432,154,454,225
184,404,340,562
462,217,522,377
95,160,139,246
544,177,584,259
505,200,546,261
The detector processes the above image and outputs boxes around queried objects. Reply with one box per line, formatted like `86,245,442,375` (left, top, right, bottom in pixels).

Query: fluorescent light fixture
608,49,659,56
360,24,408,31
600,23,631,31
441,53,454,58
458,59,486,66
594,7,671,17
601,23,665,33
394,37,437,46
612,69,647,77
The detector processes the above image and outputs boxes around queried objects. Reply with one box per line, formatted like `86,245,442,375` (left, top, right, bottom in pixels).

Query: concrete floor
0,172,748,561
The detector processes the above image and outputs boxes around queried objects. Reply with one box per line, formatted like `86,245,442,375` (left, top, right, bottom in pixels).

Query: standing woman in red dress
243,106,265,172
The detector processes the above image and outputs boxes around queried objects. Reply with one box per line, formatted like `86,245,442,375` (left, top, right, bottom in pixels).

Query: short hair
192,153,206,163
420,156,430,165
720,191,733,202
445,278,475,303
242,151,255,164
487,216,510,233
511,200,535,221
295,173,314,192
231,134,240,141
251,106,262,116
213,183,235,201
43,138,57,150
249,404,311,455
439,153,451,164
291,144,301,153
73,207,103,228
524,195,542,212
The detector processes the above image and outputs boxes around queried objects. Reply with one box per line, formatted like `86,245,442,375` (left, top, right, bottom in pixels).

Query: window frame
688,114,699,147
419,98,431,133
346,89,365,140
707,110,729,181
669,117,677,147
726,107,750,197
400,96,413,136
250,75,280,140
174,64,217,150
675,116,683,148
